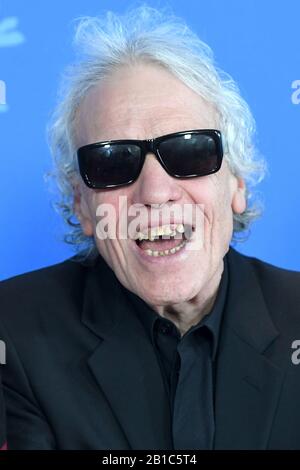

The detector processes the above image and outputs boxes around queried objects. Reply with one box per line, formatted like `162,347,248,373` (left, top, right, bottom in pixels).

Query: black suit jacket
0,372,6,450
0,247,300,450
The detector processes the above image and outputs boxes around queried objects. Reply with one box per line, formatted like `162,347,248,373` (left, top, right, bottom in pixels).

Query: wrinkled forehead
75,63,218,148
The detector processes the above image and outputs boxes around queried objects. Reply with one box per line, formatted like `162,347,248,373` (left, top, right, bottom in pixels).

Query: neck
151,260,224,337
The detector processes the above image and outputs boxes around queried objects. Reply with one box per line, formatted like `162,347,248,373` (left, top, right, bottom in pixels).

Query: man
0,6,300,450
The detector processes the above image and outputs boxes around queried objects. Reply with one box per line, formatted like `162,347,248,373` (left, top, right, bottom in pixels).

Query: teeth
163,226,172,236
143,240,187,257
138,233,147,241
136,223,189,240
176,223,185,234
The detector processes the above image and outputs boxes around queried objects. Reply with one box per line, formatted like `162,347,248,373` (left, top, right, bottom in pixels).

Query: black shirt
126,257,228,449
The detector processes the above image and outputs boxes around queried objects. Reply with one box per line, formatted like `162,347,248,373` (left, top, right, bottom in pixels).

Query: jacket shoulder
230,247,300,329
0,257,91,329
230,246,300,286
241,250,300,291
1,257,85,293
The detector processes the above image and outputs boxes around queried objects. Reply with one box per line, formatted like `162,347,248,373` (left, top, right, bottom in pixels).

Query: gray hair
47,5,267,258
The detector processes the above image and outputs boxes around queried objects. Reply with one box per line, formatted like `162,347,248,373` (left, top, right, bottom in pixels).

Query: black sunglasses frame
77,129,225,189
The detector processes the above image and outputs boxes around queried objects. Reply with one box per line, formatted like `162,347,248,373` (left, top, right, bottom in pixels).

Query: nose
131,152,183,206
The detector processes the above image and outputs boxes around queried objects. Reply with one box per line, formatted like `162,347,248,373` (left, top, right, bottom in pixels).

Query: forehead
75,62,217,147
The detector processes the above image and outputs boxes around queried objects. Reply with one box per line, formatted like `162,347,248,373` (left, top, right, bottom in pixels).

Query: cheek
88,191,118,216
183,176,227,216
183,175,234,244
88,190,132,238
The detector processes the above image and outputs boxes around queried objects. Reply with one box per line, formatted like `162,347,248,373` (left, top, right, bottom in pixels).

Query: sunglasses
77,129,225,189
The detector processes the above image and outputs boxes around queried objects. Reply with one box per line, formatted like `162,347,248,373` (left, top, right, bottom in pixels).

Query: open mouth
134,223,193,257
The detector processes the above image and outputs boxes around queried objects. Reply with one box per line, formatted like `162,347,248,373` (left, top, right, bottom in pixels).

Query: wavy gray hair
47,5,266,259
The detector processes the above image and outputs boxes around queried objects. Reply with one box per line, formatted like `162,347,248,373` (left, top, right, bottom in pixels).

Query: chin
137,283,197,308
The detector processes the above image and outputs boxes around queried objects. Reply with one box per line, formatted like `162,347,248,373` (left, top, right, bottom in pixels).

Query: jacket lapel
81,256,173,450
214,248,285,449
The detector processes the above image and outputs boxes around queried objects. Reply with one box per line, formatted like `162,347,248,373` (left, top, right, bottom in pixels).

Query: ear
73,180,94,237
231,176,246,215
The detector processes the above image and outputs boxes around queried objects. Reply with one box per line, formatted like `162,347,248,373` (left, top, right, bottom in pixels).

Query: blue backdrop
0,0,299,280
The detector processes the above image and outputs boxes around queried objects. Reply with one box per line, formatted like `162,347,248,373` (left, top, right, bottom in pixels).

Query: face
74,63,246,308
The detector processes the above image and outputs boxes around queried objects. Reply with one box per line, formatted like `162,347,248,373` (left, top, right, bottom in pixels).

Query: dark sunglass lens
158,133,221,177
78,144,143,188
